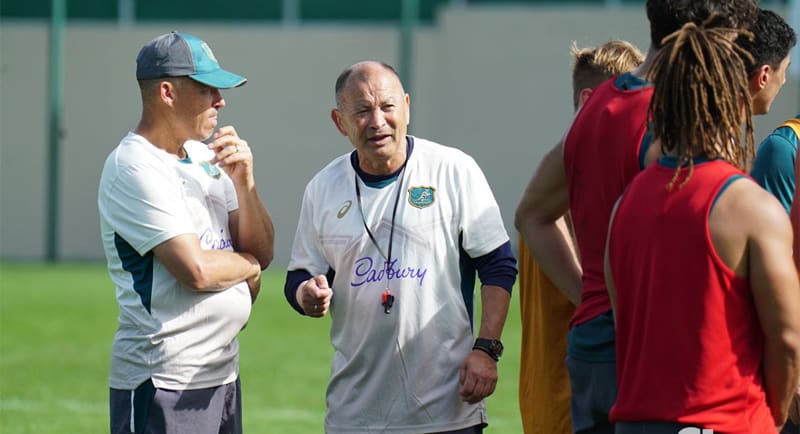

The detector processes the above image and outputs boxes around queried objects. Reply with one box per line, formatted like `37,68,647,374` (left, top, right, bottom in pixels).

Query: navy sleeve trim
284,268,336,315
468,241,518,294
284,269,313,315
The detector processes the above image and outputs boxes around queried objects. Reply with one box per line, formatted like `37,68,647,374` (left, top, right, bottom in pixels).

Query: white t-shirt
98,132,251,390
288,136,510,433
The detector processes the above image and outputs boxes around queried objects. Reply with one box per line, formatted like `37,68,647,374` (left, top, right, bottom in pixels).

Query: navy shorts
781,420,799,434
615,422,704,434
566,356,617,434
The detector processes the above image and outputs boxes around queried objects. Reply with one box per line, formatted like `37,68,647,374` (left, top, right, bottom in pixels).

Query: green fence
2,0,650,23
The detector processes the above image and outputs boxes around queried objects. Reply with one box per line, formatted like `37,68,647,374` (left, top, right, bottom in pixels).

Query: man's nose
368,109,386,129
212,89,226,109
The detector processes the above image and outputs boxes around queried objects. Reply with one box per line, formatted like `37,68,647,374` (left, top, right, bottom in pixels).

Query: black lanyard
354,165,406,313
354,165,406,265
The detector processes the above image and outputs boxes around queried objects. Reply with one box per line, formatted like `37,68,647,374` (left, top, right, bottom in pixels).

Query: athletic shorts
566,356,616,434
110,378,242,434
781,420,798,434
615,422,704,434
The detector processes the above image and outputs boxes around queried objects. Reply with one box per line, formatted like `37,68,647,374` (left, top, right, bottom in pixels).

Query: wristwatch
472,338,504,361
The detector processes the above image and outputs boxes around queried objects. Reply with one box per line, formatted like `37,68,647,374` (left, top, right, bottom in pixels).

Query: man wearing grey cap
98,31,274,434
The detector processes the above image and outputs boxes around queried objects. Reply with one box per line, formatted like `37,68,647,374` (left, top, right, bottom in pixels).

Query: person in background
737,8,797,117
99,31,274,434
739,7,797,212
517,39,644,434
782,114,800,434
753,113,800,214
605,17,800,433
740,13,800,433
514,1,758,432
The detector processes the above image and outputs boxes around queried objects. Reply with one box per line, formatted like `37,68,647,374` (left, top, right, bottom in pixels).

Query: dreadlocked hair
647,15,755,190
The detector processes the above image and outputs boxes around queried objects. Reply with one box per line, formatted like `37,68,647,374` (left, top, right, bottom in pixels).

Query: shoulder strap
778,117,800,137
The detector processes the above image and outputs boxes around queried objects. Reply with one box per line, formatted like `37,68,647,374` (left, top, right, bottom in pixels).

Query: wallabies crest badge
199,161,221,179
408,186,435,209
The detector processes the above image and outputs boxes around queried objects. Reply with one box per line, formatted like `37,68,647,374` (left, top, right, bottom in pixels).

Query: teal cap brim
190,69,247,89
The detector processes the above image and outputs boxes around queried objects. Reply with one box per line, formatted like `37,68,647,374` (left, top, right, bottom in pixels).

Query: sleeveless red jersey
608,159,775,433
563,76,653,328
792,153,800,269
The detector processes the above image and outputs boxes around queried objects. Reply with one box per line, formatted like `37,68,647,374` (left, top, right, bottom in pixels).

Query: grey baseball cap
136,31,247,89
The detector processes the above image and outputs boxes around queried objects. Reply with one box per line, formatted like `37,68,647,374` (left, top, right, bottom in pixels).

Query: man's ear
160,80,176,106
750,64,770,92
577,88,593,110
405,93,411,126
331,108,348,136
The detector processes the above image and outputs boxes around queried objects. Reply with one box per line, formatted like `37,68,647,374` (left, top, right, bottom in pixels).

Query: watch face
491,340,504,356
474,338,503,360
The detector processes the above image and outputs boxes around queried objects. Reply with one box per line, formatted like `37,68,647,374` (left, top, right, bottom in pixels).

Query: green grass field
0,263,523,433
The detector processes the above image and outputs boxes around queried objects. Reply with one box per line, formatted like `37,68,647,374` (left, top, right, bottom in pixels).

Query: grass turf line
0,262,522,433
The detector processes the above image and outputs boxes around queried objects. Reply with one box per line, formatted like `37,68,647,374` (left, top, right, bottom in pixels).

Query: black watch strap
472,338,503,361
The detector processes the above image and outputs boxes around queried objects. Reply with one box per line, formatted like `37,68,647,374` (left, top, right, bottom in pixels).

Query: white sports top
289,137,510,433
99,133,250,390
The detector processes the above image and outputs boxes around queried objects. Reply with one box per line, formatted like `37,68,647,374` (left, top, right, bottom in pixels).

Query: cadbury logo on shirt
351,257,427,287
199,228,234,250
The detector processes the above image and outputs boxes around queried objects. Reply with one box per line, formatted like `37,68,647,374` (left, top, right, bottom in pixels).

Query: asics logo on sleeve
337,200,352,218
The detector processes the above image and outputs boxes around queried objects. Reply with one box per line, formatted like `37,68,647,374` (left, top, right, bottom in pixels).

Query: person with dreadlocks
605,18,800,434
515,1,758,432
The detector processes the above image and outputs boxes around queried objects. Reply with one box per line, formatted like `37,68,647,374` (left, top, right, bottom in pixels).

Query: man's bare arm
212,126,275,269
733,186,800,425
153,233,261,292
515,139,582,305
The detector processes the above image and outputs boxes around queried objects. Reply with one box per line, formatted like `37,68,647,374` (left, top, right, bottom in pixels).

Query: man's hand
458,350,498,403
210,126,254,189
297,275,333,317
247,269,261,303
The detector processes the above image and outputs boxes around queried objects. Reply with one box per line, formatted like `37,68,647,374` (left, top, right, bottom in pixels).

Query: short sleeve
457,155,510,258
101,162,195,255
287,182,330,275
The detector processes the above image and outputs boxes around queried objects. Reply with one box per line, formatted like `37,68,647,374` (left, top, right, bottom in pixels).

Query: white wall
1,5,797,265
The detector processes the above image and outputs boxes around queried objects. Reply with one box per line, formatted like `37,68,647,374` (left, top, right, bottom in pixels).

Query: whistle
381,291,395,314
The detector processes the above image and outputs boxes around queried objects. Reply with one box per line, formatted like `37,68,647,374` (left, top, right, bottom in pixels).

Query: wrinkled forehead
340,73,405,105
